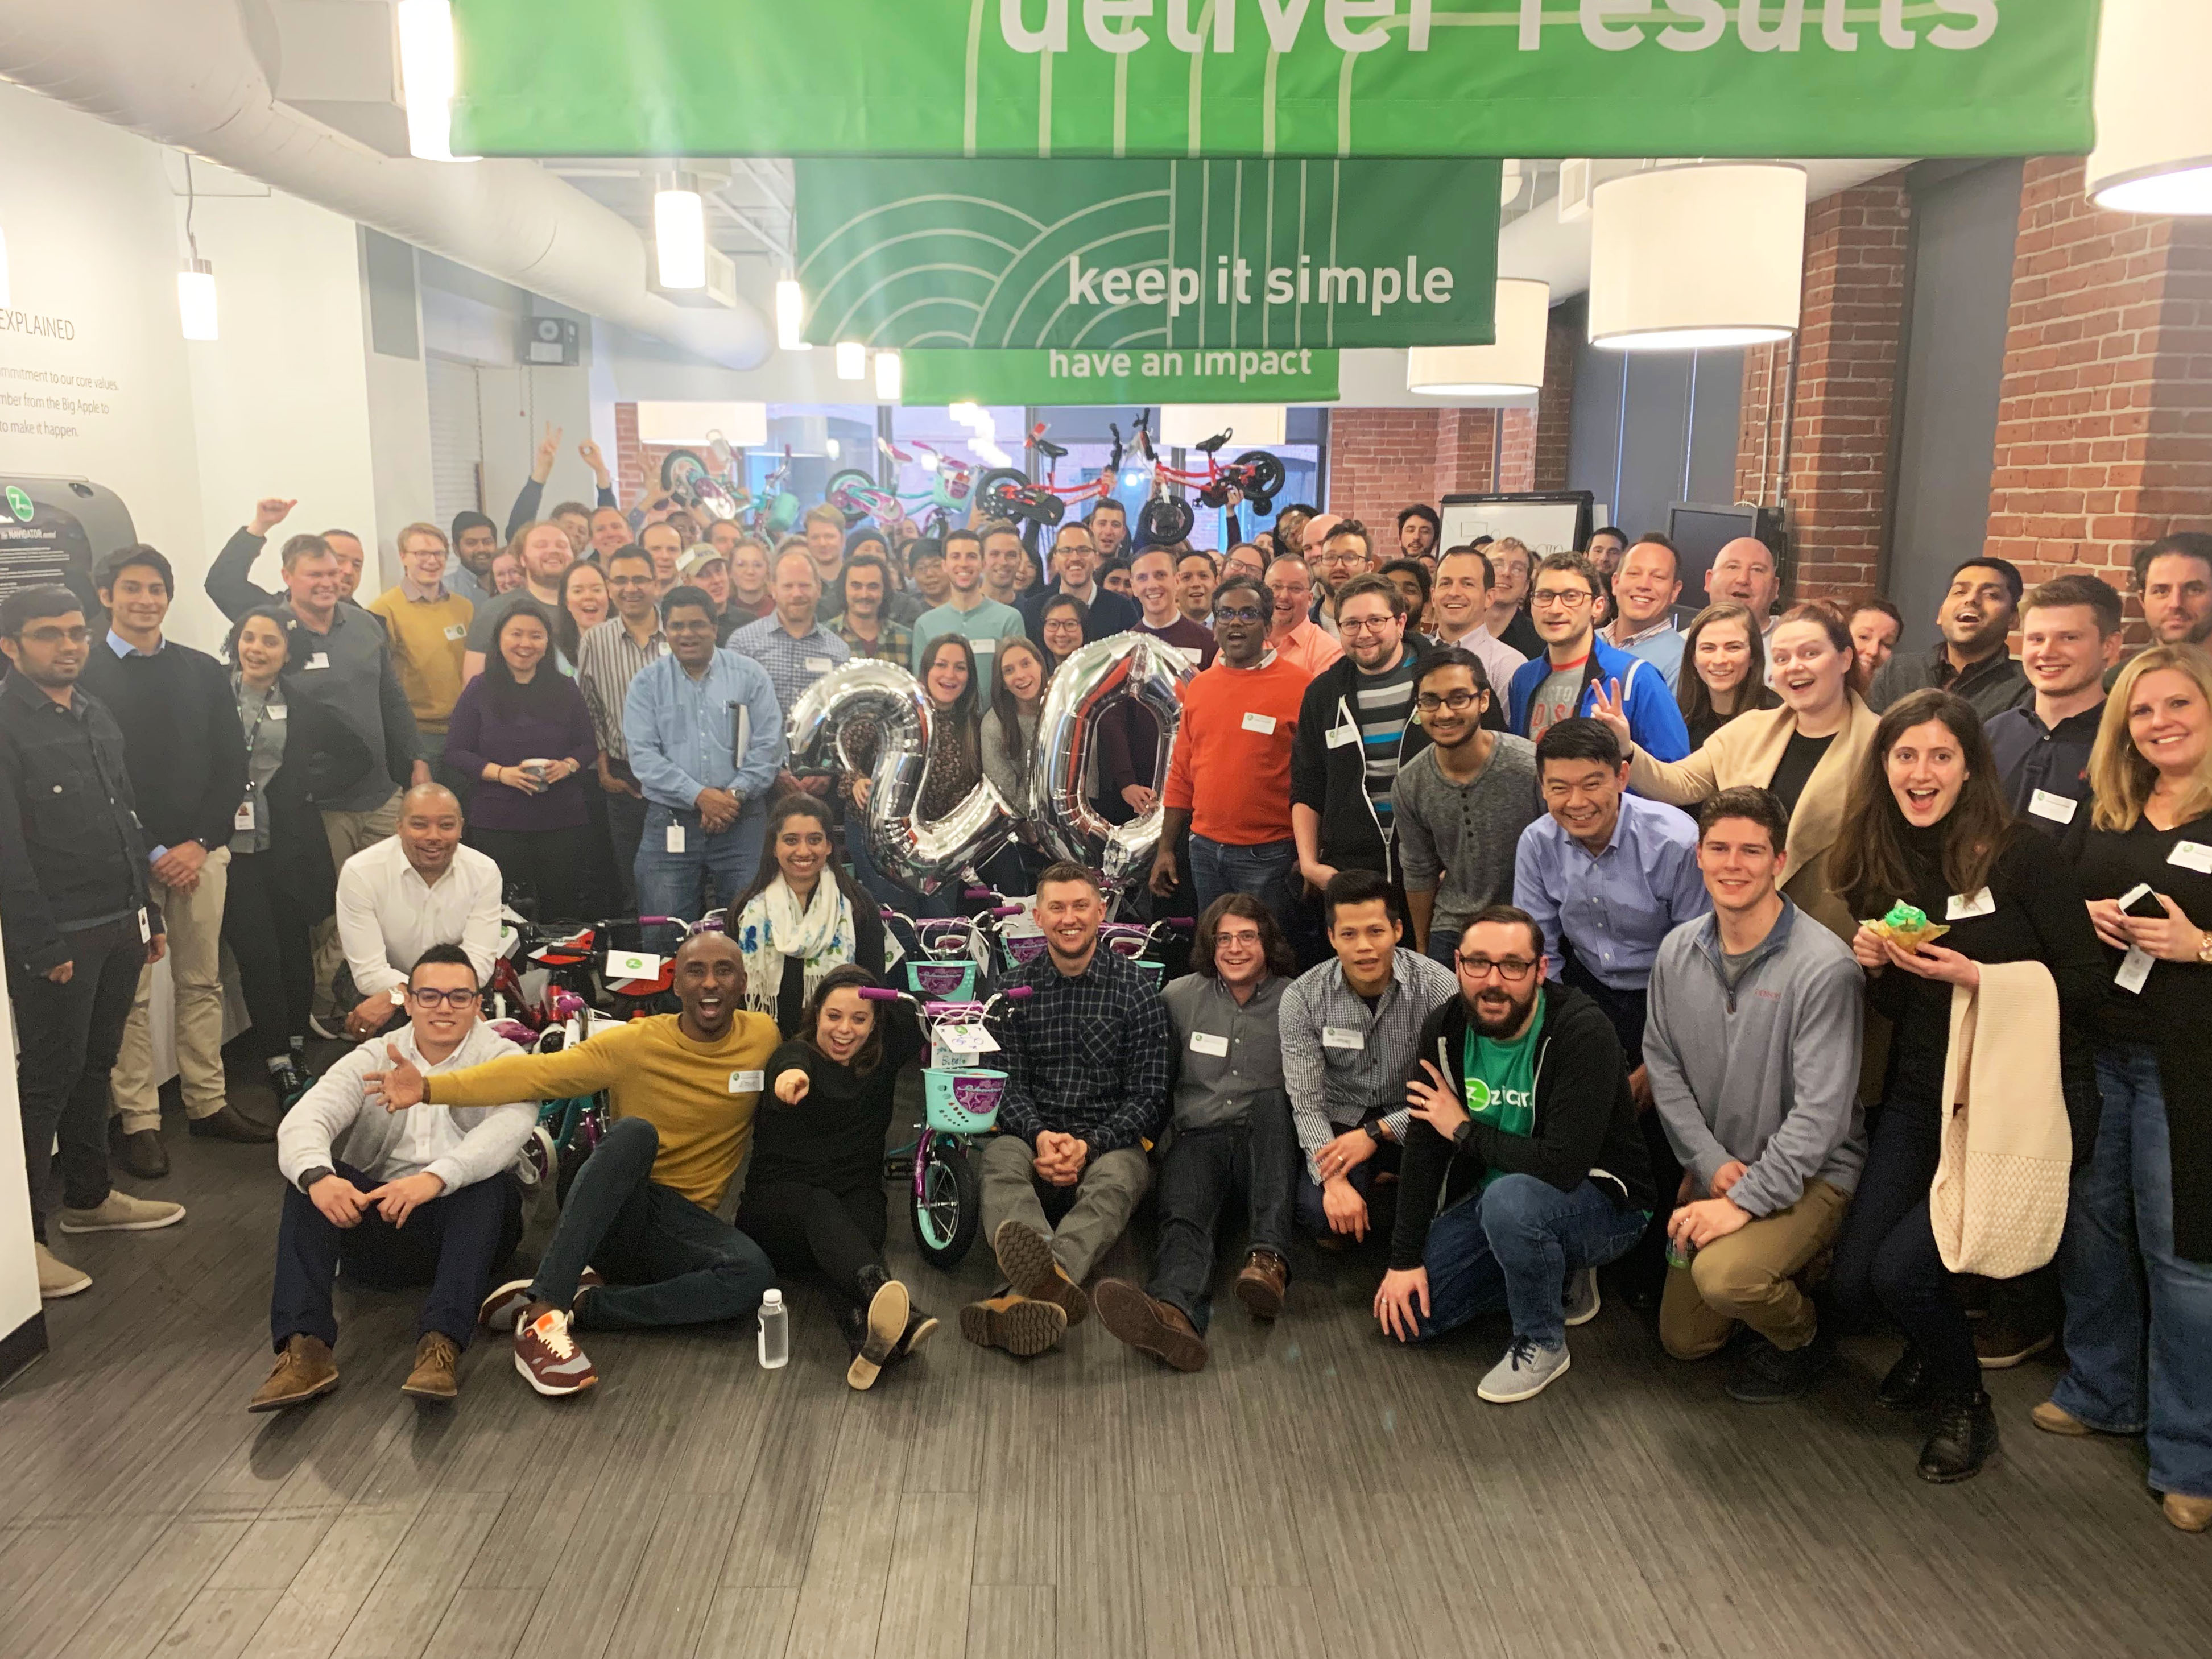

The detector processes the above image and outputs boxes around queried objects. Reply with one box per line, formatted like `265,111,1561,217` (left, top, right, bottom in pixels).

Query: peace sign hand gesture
1587,677,1635,758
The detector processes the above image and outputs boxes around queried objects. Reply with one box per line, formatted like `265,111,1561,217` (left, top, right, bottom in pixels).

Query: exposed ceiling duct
0,0,770,368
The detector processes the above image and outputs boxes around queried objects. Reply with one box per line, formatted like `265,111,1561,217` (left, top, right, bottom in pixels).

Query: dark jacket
1387,982,1657,1270
77,635,247,853
205,527,382,631
1289,651,1432,880
1986,701,2101,837
1867,642,2031,723
0,674,160,975
258,688,370,922
279,603,420,812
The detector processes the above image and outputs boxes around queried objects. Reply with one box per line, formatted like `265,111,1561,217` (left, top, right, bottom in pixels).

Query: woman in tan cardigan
1593,603,1875,942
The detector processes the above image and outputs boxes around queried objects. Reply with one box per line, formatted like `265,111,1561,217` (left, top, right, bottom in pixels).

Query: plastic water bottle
756,1288,789,1369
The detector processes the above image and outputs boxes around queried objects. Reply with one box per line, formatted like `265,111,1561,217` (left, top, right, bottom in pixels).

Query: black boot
1875,1345,1933,1412
837,1304,868,1356
1918,1390,1999,1483
894,1305,940,1361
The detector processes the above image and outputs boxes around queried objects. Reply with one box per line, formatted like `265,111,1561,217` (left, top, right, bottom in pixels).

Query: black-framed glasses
1529,588,1593,610
1415,689,1483,713
1456,953,1536,982
407,987,479,1010
1213,605,1268,624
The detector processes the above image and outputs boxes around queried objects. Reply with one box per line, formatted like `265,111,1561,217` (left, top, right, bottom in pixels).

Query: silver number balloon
1028,632,1194,893
787,659,1017,894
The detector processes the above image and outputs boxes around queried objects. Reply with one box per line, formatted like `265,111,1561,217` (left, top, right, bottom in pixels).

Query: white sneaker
1476,1338,1572,1404
1563,1267,1601,1327
36,1242,90,1298
57,1191,185,1233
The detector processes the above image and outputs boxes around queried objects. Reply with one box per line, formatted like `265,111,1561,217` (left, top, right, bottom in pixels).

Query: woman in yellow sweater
369,930,780,1397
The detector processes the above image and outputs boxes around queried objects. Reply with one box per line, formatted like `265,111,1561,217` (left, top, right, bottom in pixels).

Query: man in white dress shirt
333,783,503,1041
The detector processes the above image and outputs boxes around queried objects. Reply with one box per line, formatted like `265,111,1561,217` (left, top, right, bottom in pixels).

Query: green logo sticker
1466,1078,1491,1112
5,486,31,522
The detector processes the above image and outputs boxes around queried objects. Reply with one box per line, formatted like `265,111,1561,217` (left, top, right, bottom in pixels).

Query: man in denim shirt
622,586,784,942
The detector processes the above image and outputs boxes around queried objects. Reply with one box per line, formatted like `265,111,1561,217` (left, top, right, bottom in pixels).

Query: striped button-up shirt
576,617,669,760
730,615,851,716
1280,948,1457,1181
997,943,1170,1156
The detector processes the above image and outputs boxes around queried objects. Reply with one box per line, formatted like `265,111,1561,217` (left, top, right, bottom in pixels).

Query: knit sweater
77,636,246,851
365,585,472,733
424,1011,781,1210
1163,655,1311,845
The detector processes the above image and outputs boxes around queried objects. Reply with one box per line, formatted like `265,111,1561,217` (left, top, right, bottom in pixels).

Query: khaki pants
310,792,402,1016
1660,1177,1850,1359
980,1132,1151,1286
111,847,232,1132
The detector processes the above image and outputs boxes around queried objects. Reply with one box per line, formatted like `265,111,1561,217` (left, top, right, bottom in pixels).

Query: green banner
899,346,1340,404
795,158,1496,351
449,1,2098,160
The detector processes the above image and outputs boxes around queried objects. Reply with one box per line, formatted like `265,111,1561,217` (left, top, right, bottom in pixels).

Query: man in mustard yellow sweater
368,930,779,1396
367,522,473,792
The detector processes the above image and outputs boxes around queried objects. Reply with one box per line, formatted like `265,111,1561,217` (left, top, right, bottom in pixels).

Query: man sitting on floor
254,945,534,1411
368,929,780,1396
969,862,1170,1358
1643,787,1865,1401
1093,896,1301,1373
1374,905,1656,1404
333,782,502,1042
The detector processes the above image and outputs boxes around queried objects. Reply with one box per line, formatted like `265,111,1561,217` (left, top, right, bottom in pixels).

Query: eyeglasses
1338,615,1399,635
1214,928,1263,948
407,987,478,1010
1456,954,1536,982
1529,588,1593,610
1415,689,1483,713
1213,605,1268,624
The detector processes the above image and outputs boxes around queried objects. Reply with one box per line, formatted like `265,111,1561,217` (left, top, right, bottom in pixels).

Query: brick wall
1982,156,2212,626
1496,409,1537,493
1325,407,1499,555
1533,305,1580,493
1735,178,1912,606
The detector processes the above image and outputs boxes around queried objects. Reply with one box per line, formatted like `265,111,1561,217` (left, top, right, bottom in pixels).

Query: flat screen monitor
1666,502,1784,620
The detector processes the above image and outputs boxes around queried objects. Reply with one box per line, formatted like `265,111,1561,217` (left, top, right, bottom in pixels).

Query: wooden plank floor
5,1115,2208,1659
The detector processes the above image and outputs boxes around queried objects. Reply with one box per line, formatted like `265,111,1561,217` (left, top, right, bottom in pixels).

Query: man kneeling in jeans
968,862,1169,1357
369,930,779,1396
255,944,534,1410
1374,905,1656,1403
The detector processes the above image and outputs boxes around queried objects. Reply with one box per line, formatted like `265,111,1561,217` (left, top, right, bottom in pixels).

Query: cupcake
1864,900,1949,953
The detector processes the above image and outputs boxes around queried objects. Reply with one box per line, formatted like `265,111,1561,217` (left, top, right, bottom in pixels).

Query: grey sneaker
1476,1337,1572,1404
1562,1267,1600,1327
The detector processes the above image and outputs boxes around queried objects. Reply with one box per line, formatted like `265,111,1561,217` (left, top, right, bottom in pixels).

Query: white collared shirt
1444,622,1529,702
334,835,505,998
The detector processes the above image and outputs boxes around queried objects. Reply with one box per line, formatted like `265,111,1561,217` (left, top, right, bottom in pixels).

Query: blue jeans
1413,1173,1648,1350
1188,834,1301,941
634,798,766,945
2052,1045,2212,1499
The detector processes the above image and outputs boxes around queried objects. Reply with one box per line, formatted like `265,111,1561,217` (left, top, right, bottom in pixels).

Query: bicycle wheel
976,468,1032,522
825,468,878,524
661,449,709,493
911,1135,982,1268
1137,495,1194,547
1235,450,1288,498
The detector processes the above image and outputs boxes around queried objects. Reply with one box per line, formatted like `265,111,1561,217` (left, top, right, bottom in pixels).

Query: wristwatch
297,1165,334,1195
1363,1120,1385,1144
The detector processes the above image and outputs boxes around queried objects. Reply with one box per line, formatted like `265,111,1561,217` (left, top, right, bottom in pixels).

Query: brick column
1734,177,1912,605
1496,410,1537,493
1326,408,1496,554
1982,157,2212,626
1532,305,1580,493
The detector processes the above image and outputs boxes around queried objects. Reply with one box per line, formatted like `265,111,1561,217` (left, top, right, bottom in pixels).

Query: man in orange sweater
1150,574,1312,938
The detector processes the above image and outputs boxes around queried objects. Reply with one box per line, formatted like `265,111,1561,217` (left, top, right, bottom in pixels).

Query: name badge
2169,841,2212,874
972,638,997,654
727,1070,764,1094
2028,789,2077,825
1241,711,1277,735
665,824,687,854
443,622,467,641
304,652,330,671
2117,946,2155,995
1176,646,1203,667
607,950,661,981
1321,1026,1366,1051
137,907,150,944
267,704,287,721
1946,889,1996,921
1189,1031,1230,1057
233,800,256,832
1325,723,1358,750
804,656,834,673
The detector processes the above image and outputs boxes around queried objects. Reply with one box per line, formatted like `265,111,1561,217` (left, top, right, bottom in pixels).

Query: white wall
0,927,40,1370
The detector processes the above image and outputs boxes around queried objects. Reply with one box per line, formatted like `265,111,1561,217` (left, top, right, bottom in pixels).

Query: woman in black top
1676,602,1781,750
735,966,932,1390
1828,689,2106,1484
2044,646,2212,1533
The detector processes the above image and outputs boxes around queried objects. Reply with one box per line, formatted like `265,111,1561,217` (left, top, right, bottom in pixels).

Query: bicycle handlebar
858,987,901,1003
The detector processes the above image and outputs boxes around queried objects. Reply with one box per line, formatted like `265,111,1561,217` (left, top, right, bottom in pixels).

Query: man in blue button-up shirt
1513,718,1708,1099
622,586,785,942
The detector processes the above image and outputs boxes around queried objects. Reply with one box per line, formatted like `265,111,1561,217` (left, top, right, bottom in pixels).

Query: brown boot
1233,1249,1289,1319
958,1293,1067,1357
249,1335,339,1412
2165,1492,2212,1533
401,1333,461,1401
992,1219,1089,1326
1094,1279,1208,1373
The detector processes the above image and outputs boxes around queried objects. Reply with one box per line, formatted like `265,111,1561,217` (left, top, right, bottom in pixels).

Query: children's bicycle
861,983,1032,1268
1130,415,1287,545
974,420,1127,529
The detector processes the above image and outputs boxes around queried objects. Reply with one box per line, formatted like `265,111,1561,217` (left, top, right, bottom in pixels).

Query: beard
1469,982,1540,1038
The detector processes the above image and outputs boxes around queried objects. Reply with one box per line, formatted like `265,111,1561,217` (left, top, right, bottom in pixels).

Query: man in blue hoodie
1508,552,1689,763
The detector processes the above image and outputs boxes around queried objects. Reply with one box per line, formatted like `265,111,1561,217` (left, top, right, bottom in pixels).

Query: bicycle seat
1033,436,1068,461
1193,431,1230,455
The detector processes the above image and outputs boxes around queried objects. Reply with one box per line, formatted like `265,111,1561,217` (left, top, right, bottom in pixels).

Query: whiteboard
1438,493,1595,558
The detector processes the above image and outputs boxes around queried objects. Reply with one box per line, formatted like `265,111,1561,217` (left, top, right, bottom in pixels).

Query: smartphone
2119,883,2165,920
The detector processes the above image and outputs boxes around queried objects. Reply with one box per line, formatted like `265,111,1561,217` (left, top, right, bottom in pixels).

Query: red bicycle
975,421,1127,529
1131,414,1287,546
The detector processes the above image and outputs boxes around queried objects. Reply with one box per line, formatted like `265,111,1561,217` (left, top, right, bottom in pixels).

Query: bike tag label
1189,1031,1230,1057
727,1070,764,1093
1241,711,1277,735
608,950,661,980
2116,946,2155,995
940,1022,999,1055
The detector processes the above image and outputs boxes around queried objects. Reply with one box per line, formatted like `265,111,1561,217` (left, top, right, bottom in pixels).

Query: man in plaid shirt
965,863,1169,1358
834,551,913,665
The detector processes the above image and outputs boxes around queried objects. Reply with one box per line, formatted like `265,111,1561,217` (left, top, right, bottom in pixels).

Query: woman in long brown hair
1825,688,2105,1484
725,795,891,1036
1677,602,1781,747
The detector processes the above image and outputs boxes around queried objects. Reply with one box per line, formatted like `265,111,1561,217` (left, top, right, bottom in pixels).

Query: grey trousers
979,1133,1151,1285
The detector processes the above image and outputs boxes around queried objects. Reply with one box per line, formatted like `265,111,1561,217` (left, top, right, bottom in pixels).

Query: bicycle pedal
883,1156,915,1181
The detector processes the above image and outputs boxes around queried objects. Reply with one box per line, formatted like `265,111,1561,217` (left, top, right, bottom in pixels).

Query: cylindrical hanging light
774,278,810,351
652,171,706,291
1159,405,1287,448
2087,1,2212,214
1407,279,1551,396
177,258,218,341
1589,164,1806,352
395,0,463,162
834,340,867,380
874,350,903,402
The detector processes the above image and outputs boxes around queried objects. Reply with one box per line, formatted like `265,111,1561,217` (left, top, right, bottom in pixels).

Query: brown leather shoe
401,1333,461,1401
958,1293,1067,1357
1094,1279,1208,1372
992,1219,1089,1327
1233,1249,1288,1319
2165,1492,2212,1533
249,1335,338,1412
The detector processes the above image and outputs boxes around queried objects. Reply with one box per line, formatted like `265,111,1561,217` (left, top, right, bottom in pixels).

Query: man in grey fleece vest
1642,787,1866,1405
